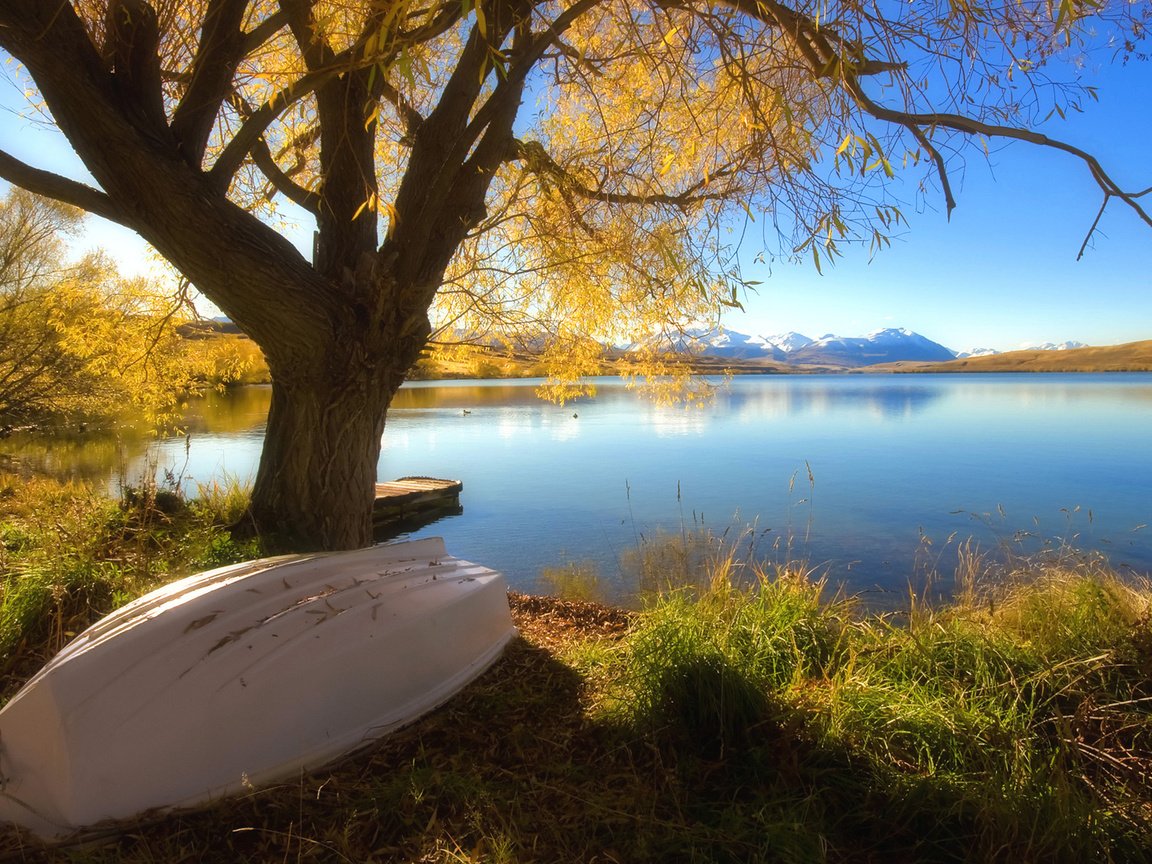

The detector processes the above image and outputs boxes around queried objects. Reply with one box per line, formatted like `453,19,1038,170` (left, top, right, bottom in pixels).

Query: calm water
10,374,1152,603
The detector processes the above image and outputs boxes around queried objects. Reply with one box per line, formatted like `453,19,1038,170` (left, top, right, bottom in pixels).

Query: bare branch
170,0,250,167
0,151,129,227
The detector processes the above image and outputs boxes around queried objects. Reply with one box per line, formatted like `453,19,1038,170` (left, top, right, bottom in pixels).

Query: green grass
615,557,1152,862
0,473,258,688
0,484,1149,862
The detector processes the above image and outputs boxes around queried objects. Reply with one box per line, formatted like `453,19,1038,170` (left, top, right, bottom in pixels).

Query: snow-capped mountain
956,347,1001,358
1019,341,1089,352
642,326,956,367
787,328,957,367
762,332,814,354
649,327,786,360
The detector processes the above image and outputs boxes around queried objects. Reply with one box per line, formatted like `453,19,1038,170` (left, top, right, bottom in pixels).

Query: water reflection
178,385,272,435
719,379,945,421
2,373,1149,604
0,429,136,484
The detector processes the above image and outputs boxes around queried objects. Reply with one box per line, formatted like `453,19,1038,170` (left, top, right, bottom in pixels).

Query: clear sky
1,37,1149,355
726,56,1152,353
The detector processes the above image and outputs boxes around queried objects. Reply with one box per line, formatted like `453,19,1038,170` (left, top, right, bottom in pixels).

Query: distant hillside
878,340,1152,373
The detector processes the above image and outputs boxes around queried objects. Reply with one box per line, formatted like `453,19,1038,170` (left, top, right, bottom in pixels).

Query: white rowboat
0,537,516,839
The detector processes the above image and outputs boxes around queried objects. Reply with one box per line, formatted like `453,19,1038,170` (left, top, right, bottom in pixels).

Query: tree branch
462,0,602,150
279,0,337,71
0,151,130,227
243,8,288,54
222,87,321,213
170,0,251,167
379,78,425,141
251,136,322,214
511,139,736,209
105,0,168,136
842,81,1152,230
207,63,341,190
727,0,1151,233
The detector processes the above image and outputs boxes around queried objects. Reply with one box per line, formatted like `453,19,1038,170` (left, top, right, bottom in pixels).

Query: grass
880,339,1152,373
0,472,258,690
1,482,1150,862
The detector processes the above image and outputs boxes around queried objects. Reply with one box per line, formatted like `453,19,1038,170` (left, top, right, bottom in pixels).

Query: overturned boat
0,537,515,839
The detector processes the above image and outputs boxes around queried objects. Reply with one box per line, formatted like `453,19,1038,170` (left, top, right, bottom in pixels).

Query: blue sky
1,39,1149,355
728,56,1152,352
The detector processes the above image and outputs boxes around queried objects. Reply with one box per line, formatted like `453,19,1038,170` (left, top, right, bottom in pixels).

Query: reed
1,486,1149,863
0,473,257,692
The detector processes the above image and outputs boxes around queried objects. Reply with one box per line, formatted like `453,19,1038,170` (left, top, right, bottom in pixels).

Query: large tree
0,0,1146,550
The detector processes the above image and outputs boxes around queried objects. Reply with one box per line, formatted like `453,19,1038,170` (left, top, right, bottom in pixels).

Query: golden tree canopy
8,0,1147,366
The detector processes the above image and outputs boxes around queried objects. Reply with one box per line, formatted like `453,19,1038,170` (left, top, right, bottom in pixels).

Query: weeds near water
0,472,257,691
2,487,1150,863
617,550,1152,861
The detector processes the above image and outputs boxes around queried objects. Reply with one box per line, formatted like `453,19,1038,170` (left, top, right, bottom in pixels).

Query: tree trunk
245,359,403,551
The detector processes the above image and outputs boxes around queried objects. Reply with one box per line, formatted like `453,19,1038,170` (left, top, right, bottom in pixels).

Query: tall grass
0,472,257,690
620,548,1152,862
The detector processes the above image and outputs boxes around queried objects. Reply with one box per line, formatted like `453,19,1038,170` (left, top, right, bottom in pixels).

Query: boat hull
0,538,515,838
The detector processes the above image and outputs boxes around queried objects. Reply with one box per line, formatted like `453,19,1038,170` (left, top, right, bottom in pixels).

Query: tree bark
247,360,400,551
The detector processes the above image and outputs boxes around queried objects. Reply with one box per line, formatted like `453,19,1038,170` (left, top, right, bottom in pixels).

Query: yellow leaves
833,132,895,179
6,264,200,424
473,1,487,39
352,192,378,221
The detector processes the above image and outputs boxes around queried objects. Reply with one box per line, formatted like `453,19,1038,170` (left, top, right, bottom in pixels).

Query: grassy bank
1,479,1150,862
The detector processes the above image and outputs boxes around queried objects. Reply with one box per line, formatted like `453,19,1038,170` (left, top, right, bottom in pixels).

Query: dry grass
878,339,1152,373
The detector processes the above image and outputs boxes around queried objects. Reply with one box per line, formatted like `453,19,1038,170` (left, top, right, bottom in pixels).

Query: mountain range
660,327,1090,368
209,315,1093,369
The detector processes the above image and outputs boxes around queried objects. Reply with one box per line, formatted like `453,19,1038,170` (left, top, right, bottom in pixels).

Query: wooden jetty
373,477,463,534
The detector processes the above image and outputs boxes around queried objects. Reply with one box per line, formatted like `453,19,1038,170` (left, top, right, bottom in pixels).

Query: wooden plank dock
373,477,463,533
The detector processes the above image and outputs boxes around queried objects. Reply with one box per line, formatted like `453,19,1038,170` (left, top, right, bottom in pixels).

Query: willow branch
379,78,426,140
208,64,342,189
843,78,1152,230
170,0,250,167
460,0,607,157
510,139,736,210
279,0,337,71
243,8,288,53
0,150,129,227
222,87,320,213
251,137,321,214
737,0,1151,232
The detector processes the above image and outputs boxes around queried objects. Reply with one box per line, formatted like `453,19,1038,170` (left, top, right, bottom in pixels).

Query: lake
7,373,1151,604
